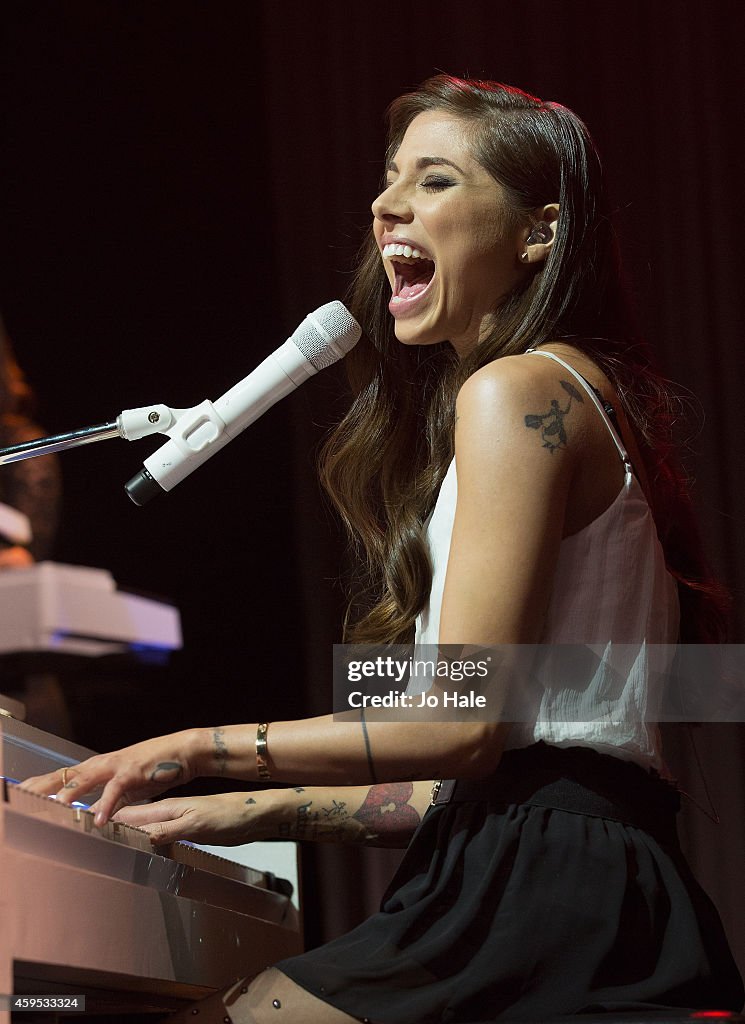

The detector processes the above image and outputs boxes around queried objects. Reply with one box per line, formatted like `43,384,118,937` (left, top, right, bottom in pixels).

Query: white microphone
125,301,361,505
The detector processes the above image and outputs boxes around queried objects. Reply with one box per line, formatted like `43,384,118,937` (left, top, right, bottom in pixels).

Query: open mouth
382,243,436,304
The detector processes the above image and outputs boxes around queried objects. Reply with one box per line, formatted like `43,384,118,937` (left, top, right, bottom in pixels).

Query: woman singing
22,76,744,1023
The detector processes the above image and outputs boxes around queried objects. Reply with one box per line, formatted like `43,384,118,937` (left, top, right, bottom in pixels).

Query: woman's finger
20,765,73,796
113,800,185,828
93,775,141,826
139,817,190,845
114,800,195,844
22,756,110,803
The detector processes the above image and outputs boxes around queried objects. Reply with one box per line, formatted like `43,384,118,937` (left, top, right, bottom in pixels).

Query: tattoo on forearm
245,797,256,805
360,710,378,784
525,380,584,452
149,762,184,783
277,785,421,847
212,728,228,775
294,800,313,840
278,797,354,843
353,783,420,834
323,799,347,818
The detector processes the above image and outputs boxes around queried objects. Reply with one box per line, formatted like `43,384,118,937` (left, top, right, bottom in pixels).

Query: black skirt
277,742,744,1023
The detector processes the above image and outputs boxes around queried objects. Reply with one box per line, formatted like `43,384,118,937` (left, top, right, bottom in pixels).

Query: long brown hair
321,75,726,644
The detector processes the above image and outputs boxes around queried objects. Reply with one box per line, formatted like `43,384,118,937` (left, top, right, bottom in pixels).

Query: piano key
0,714,302,1020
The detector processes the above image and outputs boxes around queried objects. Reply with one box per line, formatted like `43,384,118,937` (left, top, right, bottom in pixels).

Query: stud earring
520,251,529,262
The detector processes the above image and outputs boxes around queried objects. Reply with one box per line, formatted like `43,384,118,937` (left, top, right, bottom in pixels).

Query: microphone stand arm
0,404,186,466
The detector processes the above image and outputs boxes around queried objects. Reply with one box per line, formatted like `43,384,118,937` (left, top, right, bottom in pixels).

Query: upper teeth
382,243,428,260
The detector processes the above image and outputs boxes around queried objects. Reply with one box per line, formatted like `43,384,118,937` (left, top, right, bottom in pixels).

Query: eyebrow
387,156,466,175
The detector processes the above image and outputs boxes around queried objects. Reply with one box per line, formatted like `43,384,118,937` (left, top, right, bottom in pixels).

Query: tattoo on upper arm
360,710,378,784
212,728,228,774
524,380,584,453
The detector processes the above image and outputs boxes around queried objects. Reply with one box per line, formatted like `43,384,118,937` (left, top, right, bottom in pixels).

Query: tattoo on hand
525,380,584,452
149,762,184,783
212,728,228,775
63,781,79,790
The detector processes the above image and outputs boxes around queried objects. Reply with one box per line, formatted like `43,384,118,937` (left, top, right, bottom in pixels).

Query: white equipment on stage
0,561,182,657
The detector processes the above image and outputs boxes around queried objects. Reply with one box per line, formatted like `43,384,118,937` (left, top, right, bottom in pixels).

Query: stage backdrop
1,0,743,984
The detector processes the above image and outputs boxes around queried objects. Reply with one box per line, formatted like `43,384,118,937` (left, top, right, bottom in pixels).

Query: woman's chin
393,320,445,348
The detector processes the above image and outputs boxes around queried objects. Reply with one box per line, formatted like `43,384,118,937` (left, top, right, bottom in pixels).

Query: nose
371,181,413,224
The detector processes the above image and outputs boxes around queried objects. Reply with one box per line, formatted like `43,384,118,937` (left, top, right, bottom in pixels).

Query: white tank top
413,350,680,774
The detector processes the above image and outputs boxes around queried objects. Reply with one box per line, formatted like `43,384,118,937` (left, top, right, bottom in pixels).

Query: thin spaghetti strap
525,348,633,473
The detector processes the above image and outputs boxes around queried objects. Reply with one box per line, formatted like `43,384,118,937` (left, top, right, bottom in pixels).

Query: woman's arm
23,357,577,822
21,716,496,825
438,356,576,646
113,781,433,849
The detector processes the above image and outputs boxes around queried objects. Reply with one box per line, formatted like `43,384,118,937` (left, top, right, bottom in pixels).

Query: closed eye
377,174,455,197
420,176,455,192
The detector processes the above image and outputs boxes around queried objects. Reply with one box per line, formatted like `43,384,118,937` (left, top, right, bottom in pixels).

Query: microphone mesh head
292,301,362,370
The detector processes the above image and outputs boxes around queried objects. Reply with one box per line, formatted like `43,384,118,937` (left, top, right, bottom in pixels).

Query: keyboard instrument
0,715,302,1020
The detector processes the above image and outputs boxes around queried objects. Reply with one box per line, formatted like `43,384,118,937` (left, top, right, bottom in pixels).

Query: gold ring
61,767,69,787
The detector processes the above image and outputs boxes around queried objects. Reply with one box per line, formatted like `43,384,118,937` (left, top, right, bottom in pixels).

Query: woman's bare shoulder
455,352,592,461
457,351,586,406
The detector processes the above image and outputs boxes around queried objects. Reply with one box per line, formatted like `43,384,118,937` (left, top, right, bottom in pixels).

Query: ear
519,203,560,265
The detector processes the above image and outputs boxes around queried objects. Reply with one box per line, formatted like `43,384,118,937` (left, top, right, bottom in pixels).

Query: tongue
399,280,429,300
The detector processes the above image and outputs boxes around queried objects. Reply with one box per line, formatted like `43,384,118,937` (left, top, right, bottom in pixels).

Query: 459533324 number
4,995,86,1012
